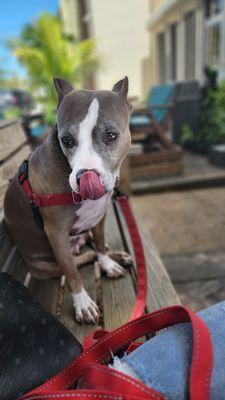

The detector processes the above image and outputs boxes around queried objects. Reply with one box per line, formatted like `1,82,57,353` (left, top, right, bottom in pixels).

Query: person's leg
111,301,225,400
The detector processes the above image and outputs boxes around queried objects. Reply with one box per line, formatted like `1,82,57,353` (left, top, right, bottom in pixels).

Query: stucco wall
150,0,165,12
90,0,150,98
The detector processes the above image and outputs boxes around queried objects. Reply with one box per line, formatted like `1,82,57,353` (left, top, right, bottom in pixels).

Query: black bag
0,273,82,399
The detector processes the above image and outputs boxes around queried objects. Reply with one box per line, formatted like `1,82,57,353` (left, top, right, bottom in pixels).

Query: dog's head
54,77,131,200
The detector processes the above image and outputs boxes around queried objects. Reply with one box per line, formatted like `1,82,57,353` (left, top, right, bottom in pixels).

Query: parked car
0,89,33,114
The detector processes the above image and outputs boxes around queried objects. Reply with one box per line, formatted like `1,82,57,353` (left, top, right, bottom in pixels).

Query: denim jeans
120,301,225,399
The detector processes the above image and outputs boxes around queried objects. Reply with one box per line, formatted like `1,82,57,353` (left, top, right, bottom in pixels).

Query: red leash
21,305,213,400
117,195,147,320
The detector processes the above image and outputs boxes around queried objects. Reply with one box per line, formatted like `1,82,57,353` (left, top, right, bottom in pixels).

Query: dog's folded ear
112,77,132,112
53,77,74,106
112,77,129,98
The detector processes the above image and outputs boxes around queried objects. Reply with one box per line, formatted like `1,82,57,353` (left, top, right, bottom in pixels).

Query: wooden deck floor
163,251,225,312
131,186,225,313
132,152,225,194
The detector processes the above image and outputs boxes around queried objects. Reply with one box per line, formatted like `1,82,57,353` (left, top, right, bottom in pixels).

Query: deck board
61,259,98,343
0,119,27,162
0,219,14,267
0,144,31,207
103,205,136,330
3,248,28,283
132,152,225,194
28,277,61,315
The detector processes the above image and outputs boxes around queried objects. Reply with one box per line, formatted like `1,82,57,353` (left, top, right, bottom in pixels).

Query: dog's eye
106,131,117,141
61,135,75,148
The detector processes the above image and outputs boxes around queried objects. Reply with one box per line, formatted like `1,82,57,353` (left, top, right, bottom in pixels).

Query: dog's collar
18,160,82,207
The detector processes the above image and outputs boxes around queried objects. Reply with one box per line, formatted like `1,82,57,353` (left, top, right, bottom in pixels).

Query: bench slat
0,144,31,206
114,201,180,311
103,205,136,331
0,220,14,267
0,120,27,162
3,248,28,283
28,277,61,315
61,260,98,343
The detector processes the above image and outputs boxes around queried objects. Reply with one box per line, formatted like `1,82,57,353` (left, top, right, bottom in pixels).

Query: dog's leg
70,232,90,255
75,250,96,267
44,222,99,324
92,216,132,278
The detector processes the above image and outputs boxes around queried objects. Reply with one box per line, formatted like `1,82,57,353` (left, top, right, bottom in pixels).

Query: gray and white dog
4,77,132,324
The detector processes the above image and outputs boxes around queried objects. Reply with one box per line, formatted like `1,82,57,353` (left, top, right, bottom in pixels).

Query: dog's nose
76,169,89,183
76,169,100,183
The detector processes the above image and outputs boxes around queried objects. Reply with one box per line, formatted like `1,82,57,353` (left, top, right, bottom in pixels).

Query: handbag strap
23,388,159,400
21,305,213,400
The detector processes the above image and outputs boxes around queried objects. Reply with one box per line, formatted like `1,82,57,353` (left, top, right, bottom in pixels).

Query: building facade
60,0,150,98
146,0,225,86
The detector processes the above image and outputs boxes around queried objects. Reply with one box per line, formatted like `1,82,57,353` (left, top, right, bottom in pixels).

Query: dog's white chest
74,193,111,234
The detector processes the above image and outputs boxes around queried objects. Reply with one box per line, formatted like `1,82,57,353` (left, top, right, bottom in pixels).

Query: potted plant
209,144,225,167
180,79,225,166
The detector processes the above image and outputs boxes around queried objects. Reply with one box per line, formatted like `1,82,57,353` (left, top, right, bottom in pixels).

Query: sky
0,0,59,79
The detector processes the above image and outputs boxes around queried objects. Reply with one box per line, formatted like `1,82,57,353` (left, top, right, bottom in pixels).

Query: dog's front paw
97,253,126,278
72,289,99,324
108,251,133,268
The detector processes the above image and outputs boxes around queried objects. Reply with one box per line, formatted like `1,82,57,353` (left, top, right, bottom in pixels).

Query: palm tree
9,13,98,124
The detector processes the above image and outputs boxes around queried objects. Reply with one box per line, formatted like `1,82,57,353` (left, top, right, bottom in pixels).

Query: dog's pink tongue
79,171,105,200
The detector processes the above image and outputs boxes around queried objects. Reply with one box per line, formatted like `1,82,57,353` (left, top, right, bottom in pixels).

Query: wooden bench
0,119,179,342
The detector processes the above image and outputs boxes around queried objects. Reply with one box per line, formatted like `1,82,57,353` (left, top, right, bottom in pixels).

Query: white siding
90,0,149,98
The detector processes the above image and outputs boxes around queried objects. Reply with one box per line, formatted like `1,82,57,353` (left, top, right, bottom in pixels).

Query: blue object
31,125,46,137
122,301,225,399
130,84,175,127
130,115,151,127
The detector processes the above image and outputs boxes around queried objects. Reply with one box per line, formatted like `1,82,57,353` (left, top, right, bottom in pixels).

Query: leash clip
71,190,83,205
113,187,127,201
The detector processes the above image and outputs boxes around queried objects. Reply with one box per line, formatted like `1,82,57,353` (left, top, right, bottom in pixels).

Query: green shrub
8,13,98,126
181,81,225,146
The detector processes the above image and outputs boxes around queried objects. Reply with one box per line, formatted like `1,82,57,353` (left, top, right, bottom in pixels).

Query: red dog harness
18,160,82,207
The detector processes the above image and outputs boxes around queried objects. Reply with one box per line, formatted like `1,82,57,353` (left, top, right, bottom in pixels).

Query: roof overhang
146,0,181,29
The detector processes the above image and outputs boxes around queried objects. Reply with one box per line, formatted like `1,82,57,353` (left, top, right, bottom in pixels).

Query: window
205,0,223,18
205,0,223,69
206,24,221,67
78,0,90,39
157,32,166,83
185,11,196,79
170,23,178,80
